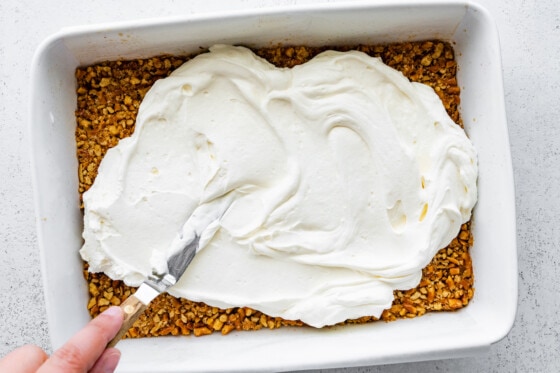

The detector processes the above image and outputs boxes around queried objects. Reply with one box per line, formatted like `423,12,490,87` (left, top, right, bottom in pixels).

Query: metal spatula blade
106,195,233,347
107,233,200,348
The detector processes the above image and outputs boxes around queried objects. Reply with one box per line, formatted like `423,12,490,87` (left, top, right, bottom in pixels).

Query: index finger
38,306,123,373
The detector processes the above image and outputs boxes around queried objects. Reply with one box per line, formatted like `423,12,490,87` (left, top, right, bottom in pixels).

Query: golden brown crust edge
76,41,473,338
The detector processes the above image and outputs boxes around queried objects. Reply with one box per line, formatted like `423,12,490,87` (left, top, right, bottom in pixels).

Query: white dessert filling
80,45,477,328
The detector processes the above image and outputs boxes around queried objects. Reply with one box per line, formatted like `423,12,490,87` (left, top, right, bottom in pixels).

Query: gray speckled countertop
1,0,559,372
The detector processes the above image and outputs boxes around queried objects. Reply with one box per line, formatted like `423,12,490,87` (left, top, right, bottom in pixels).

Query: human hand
0,306,124,373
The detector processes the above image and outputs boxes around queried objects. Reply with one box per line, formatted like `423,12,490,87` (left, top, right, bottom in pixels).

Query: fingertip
18,344,49,362
90,347,121,373
0,344,48,373
106,347,121,360
102,306,124,320
96,306,124,332
99,306,124,337
38,306,125,372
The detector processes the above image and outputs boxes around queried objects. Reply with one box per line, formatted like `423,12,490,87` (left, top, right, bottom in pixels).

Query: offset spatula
106,196,232,347
107,234,199,348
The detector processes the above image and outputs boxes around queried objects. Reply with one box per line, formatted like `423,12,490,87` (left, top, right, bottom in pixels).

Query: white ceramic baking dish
30,1,517,371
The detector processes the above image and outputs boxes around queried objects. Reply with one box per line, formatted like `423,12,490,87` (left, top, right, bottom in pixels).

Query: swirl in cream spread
80,45,477,328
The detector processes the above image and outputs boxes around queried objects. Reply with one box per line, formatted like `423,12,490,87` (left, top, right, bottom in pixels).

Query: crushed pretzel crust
76,41,474,338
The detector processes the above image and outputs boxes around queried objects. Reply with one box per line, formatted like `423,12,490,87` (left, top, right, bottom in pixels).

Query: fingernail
102,306,123,318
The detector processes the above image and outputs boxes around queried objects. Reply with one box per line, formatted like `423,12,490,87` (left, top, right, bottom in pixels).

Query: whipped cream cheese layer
80,45,477,328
